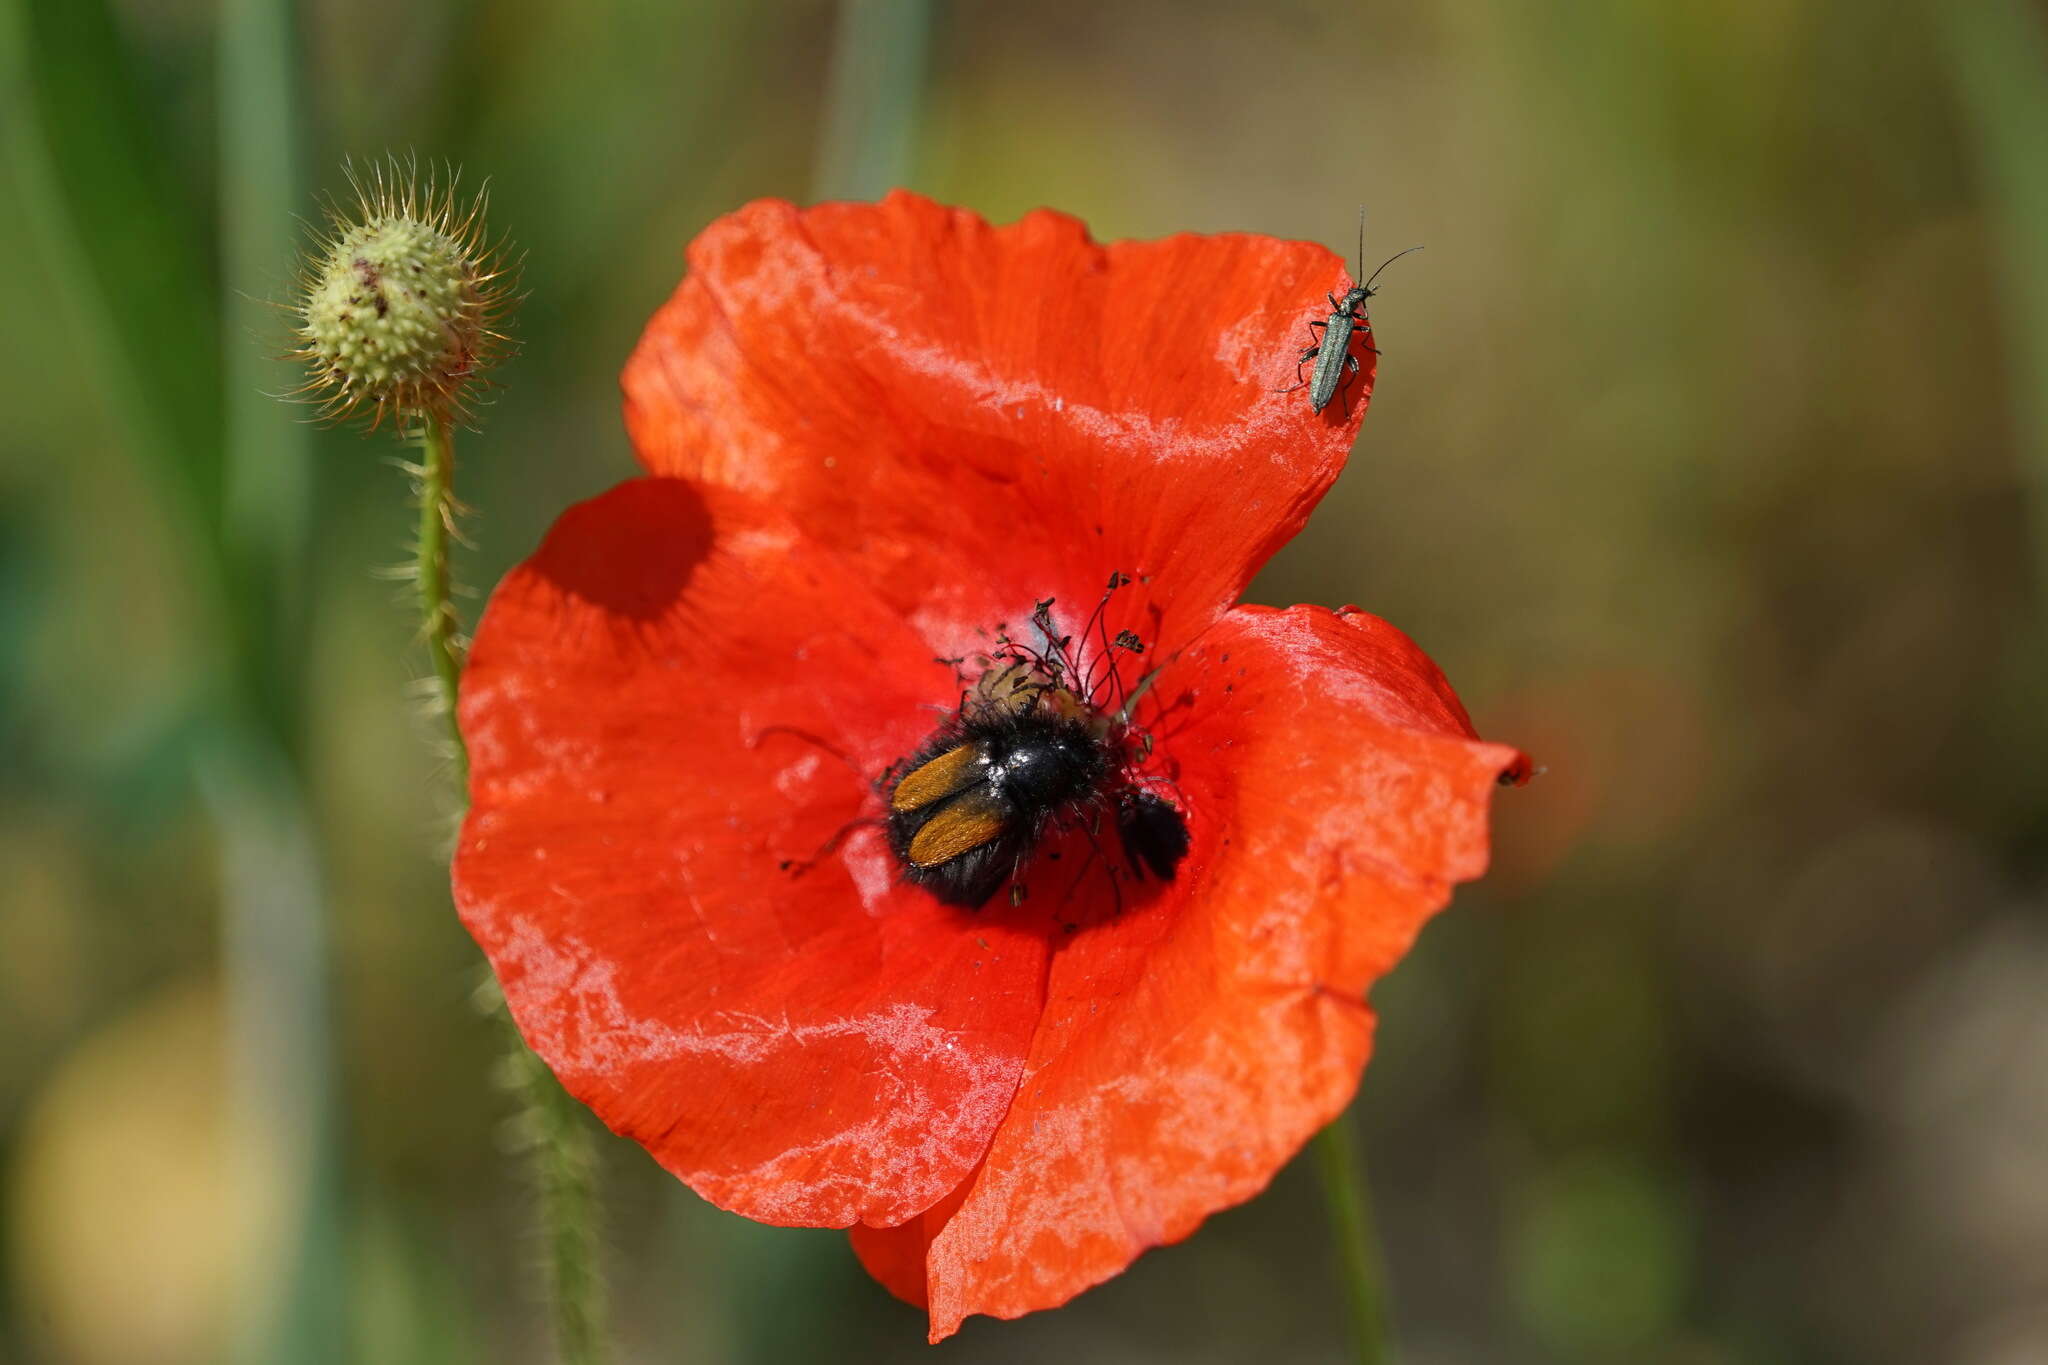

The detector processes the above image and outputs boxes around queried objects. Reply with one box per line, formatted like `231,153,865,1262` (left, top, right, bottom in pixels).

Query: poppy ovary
289,157,517,430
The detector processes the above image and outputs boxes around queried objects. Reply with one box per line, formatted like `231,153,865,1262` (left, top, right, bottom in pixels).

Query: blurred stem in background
1314,1111,1392,1365
814,0,932,202
222,0,313,670
218,4,343,1365
1937,0,2048,608
202,742,341,1365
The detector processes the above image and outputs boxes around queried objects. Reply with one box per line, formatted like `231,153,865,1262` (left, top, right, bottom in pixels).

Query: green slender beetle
1280,212,1421,415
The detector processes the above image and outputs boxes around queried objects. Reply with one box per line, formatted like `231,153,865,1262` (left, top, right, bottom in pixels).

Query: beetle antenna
779,814,879,879
1364,245,1424,293
1354,204,1366,283
750,723,863,776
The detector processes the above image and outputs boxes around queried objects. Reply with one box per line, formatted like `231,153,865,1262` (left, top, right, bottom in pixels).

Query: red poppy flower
452,192,1527,1341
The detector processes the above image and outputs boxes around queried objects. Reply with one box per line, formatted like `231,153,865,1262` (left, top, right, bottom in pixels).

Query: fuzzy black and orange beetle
884,588,1189,909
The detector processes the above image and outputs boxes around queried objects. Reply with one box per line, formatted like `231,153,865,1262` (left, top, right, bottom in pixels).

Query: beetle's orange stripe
890,743,982,813
907,795,1008,866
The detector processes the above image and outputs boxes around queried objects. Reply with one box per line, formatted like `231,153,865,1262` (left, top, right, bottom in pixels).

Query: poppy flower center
881,592,1187,911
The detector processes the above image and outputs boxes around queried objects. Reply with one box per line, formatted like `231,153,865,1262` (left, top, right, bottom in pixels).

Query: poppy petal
452,477,1053,1229
621,192,1370,660
852,604,1526,1338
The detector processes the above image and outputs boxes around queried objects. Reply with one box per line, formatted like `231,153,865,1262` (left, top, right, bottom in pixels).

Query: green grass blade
217,3,343,1363
1937,0,2048,601
1,0,223,539
812,0,933,201
221,0,315,692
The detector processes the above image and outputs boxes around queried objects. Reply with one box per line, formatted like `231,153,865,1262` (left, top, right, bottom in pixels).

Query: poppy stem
414,412,611,1364
502,997,611,1365
416,413,466,779
1313,1108,1393,1365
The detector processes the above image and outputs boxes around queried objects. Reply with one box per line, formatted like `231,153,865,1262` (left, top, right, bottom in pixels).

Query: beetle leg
1275,323,1327,394
1332,354,1368,417
1275,346,1323,394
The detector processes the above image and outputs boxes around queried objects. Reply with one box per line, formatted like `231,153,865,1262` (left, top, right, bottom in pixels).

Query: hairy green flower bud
291,160,515,428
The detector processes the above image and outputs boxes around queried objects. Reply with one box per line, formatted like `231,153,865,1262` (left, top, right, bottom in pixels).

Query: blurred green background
5,0,2047,1361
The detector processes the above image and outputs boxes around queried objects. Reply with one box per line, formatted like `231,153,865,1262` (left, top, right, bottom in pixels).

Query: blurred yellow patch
9,979,289,1365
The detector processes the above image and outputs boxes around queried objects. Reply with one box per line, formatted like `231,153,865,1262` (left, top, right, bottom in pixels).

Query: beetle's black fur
885,701,1188,910
1118,790,1192,882
887,706,1109,909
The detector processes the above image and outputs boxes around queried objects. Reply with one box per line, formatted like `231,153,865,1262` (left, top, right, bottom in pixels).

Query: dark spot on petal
531,478,712,621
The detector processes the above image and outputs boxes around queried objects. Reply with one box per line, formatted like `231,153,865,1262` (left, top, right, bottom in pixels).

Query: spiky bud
291,160,515,428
